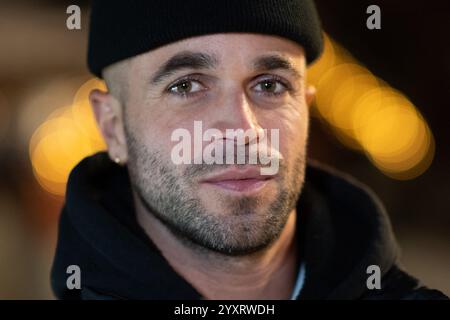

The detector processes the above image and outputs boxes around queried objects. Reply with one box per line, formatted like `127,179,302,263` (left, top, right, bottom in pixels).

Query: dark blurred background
0,1,448,299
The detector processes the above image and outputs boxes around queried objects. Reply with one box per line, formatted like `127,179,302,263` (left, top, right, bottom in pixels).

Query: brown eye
176,81,191,93
168,79,204,96
262,80,276,92
253,78,288,96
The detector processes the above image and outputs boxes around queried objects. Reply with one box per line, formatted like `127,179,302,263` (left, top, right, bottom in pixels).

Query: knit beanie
87,0,323,78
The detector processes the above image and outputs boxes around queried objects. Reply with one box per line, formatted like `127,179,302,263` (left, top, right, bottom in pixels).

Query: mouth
199,166,276,194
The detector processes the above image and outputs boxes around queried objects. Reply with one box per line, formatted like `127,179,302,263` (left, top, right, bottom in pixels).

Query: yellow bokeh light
331,73,380,136
315,63,366,120
308,33,435,180
366,115,434,180
29,78,107,196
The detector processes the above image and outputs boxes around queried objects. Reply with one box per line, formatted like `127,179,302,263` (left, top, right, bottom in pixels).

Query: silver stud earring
114,157,121,165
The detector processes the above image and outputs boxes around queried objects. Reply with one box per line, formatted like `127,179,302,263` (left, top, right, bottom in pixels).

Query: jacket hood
51,152,398,299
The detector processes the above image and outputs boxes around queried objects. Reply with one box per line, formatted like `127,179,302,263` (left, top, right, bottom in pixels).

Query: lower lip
202,179,271,193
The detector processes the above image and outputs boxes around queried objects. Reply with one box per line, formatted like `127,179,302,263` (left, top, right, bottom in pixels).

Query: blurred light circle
330,73,380,141
307,33,435,180
29,78,107,196
353,87,434,179
30,112,96,196
315,63,366,120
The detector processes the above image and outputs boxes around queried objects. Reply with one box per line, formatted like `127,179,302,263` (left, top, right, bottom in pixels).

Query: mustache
184,155,286,178
193,138,282,162
179,138,285,178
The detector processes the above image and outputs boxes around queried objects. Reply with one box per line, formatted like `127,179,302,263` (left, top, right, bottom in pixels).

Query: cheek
261,101,309,158
126,98,193,162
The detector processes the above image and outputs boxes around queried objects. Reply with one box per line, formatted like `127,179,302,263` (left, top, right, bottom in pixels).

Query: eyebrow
150,51,218,85
252,54,302,79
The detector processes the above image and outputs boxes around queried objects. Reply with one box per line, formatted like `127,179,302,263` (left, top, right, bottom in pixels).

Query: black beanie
88,0,323,78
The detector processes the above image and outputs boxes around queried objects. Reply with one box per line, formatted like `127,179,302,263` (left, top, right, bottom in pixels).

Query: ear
90,89,128,164
305,85,316,107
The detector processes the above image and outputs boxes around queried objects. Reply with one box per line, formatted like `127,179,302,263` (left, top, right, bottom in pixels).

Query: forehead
130,33,306,72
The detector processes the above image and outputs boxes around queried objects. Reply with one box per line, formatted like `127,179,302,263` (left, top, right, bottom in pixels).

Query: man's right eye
167,78,206,97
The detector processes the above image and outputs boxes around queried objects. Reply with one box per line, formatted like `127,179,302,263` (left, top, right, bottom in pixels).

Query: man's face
96,33,312,256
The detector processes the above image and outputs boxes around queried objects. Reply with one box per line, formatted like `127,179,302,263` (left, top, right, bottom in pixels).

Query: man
51,0,447,300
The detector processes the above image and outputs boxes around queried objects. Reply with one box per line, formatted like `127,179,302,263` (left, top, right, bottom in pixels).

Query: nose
212,87,263,145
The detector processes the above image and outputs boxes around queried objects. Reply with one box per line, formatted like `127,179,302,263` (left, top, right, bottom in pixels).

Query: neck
134,192,299,300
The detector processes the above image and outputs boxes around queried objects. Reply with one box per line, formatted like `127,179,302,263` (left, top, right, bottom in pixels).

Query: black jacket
50,152,448,300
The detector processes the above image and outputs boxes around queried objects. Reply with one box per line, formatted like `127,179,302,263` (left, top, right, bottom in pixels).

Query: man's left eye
253,79,288,95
